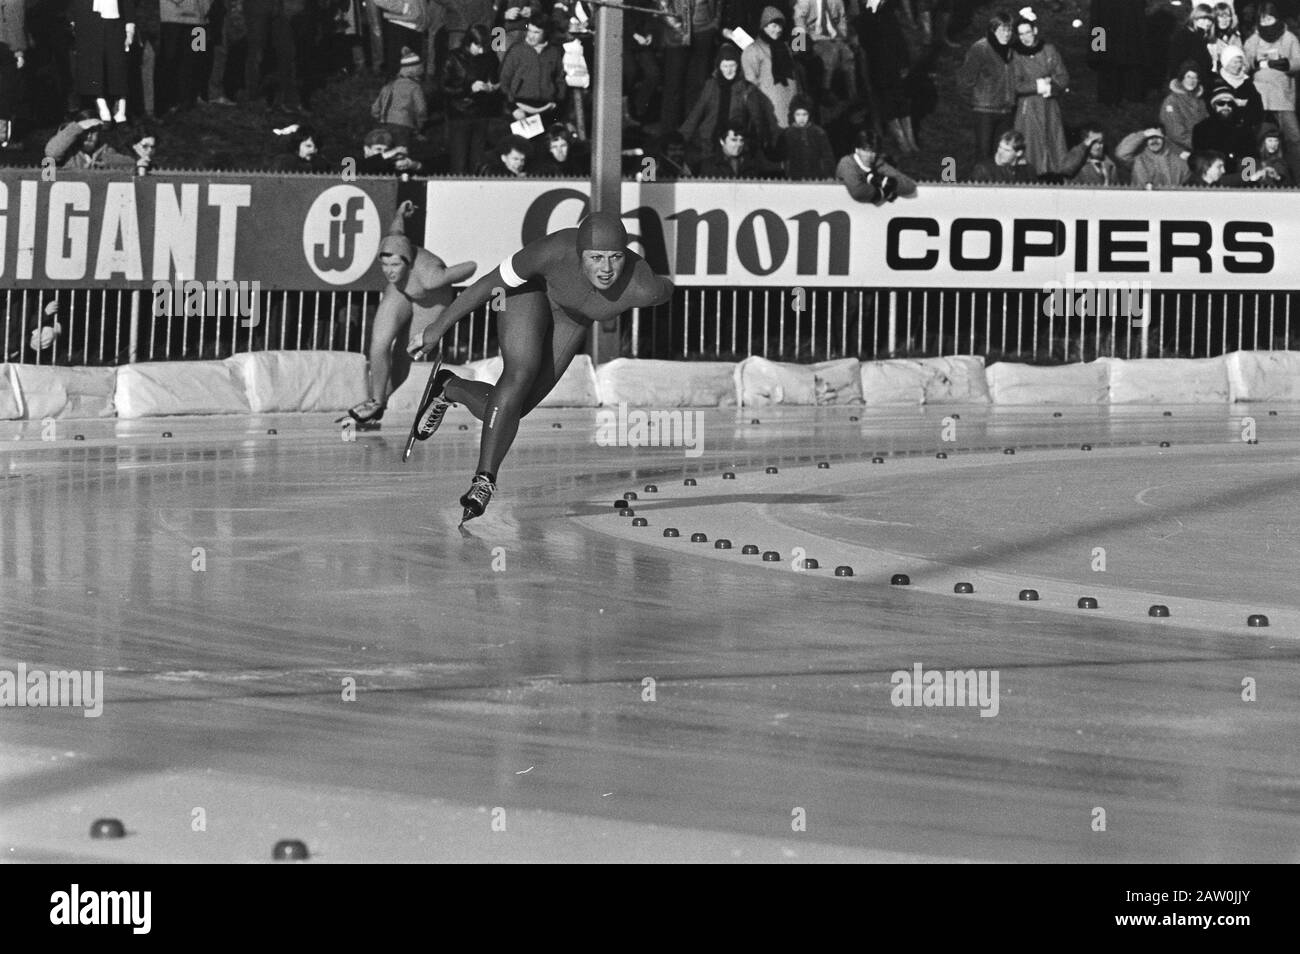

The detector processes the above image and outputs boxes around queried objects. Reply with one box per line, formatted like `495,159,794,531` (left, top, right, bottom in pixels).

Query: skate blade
403,353,445,462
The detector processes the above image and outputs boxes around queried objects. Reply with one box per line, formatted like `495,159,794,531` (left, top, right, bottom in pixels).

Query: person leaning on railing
836,127,917,204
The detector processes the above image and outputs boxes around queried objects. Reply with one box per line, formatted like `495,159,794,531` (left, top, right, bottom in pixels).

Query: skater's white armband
498,255,526,288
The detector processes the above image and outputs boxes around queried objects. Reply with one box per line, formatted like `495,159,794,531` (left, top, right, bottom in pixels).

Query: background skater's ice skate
337,398,384,431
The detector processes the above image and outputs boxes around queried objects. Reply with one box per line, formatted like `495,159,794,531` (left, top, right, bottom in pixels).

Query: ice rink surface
2,403,1299,863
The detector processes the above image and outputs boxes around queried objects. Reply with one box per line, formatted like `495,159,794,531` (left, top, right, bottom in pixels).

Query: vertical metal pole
128,290,141,363
588,5,623,366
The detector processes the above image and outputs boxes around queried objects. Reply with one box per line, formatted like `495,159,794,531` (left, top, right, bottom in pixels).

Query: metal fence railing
5,285,1296,368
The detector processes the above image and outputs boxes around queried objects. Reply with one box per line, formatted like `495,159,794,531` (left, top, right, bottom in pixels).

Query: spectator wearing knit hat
742,6,801,135
1160,60,1209,158
1244,2,1300,179
1215,45,1264,129
775,94,834,179
1193,85,1257,170
372,47,428,148
1115,127,1189,189
374,0,429,80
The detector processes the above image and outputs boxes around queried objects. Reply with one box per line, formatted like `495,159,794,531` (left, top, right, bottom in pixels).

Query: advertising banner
0,171,1288,292
421,180,1289,291
0,172,399,290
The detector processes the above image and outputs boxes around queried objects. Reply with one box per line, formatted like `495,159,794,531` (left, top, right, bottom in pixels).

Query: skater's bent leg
445,376,493,417
474,293,549,477
369,289,412,403
520,311,589,417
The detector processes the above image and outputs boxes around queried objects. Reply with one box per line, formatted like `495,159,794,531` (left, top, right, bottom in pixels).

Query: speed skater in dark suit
410,211,675,522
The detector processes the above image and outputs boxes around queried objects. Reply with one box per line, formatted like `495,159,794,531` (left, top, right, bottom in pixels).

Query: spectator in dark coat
245,0,303,111
969,128,1036,182
1186,148,1246,185
1193,85,1258,170
530,122,588,176
1214,45,1265,129
775,94,834,179
836,128,918,203
71,0,136,123
441,25,502,174
357,127,423,174
269,122,331,171
1167,3,1215,84
476,133,530,176
498,13,565,128
699,124,780,177
680,42,771,164
956,10,1015,167
856,0,918,154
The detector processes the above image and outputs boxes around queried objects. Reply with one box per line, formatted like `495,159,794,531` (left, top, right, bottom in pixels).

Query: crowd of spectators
957,1,1300,186
2,0,1298,187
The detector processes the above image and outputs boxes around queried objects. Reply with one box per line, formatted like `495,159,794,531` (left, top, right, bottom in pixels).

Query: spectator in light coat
372,48,429,148
1160,61,1209,158
1115,127,1190,188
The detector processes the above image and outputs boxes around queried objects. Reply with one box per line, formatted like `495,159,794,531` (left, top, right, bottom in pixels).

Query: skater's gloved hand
398,199,417,218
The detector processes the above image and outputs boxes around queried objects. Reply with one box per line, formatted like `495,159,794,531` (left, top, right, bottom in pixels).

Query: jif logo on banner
302,186,381,285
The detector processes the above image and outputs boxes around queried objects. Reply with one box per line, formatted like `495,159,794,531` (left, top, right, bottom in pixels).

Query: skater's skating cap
379,233,415,265
575,212,628,254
